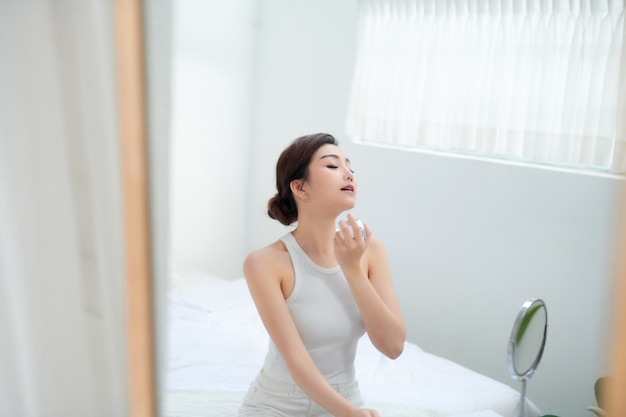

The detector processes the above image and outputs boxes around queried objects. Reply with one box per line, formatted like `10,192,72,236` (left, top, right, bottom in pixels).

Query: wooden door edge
114,1,156,416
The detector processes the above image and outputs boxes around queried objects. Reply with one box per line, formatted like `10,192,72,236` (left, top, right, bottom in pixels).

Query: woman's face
299,144,357,210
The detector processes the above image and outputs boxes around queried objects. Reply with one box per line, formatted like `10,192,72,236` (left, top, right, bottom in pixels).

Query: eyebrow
320,154,351,163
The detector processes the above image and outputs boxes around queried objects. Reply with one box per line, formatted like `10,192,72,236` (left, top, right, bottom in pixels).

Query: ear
290,179,309,202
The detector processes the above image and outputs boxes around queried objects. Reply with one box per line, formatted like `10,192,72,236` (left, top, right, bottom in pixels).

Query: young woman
239,133,406,417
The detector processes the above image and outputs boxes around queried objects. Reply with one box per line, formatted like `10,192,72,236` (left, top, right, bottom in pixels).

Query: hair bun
267,194,297,225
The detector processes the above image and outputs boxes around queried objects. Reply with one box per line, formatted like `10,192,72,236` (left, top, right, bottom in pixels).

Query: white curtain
347,0,626,173
0,2,127,416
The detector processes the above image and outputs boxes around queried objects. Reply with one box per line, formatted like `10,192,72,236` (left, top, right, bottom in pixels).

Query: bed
162,269,542,417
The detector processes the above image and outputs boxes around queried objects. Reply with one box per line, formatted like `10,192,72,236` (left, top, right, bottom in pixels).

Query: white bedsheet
163,274,541,417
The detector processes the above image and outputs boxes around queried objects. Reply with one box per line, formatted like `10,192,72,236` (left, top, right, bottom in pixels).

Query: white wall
170,0,257,278
172,1,625,416
244,0,361,251
347,143,623,417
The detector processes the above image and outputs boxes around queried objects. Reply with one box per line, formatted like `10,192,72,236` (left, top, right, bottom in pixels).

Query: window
347,0,626,174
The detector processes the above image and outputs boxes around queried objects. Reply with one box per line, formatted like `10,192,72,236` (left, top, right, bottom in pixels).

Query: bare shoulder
363,234,391,275
365,234,388,258
243,240,292,281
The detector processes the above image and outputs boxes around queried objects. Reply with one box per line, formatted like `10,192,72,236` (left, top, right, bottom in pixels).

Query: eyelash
328,165,355,174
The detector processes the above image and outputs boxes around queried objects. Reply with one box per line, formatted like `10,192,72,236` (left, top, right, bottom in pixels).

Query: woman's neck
291,216,338,261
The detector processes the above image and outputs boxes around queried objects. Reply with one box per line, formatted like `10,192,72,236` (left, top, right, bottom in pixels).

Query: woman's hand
334,213,371,273
334,214,407,360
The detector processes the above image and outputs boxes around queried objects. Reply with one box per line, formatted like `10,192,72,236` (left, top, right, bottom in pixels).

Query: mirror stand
518,378,527,417
507,298,548,417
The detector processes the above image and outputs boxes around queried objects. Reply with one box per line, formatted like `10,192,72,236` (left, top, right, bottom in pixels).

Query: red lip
341,184,355,192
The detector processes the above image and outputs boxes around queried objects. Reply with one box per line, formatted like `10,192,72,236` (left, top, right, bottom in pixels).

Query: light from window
346,0,626,174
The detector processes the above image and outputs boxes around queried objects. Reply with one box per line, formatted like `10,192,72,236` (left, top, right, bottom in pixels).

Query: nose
344,166,353,181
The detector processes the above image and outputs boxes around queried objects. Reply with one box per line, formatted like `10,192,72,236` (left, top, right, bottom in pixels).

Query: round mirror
507,298,547,417
507,298,547,381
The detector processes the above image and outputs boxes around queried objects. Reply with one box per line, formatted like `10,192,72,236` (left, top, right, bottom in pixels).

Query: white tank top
259,232,366,384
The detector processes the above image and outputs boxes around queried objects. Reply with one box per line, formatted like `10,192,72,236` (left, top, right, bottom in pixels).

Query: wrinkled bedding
163,272,540,417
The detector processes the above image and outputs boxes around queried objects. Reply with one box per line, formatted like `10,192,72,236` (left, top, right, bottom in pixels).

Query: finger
352,218,367,243
335,223,348,243
334,229,345,243
338,220,351,237
345,215,362,241
346,213,358,230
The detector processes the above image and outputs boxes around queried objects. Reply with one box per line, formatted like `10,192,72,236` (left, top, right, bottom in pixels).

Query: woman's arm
243,248,379,417
334,215,406,359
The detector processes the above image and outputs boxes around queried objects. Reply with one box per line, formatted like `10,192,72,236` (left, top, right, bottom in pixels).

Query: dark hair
268,133,338,225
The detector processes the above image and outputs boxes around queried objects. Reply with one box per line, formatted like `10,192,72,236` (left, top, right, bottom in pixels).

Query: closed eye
327,165,355,173
321,154,354,172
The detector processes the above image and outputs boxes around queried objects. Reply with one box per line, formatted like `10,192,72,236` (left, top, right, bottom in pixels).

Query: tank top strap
280,232,341,275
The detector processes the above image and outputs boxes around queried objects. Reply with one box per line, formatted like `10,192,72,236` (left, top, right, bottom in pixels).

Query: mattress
162,270,541,417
